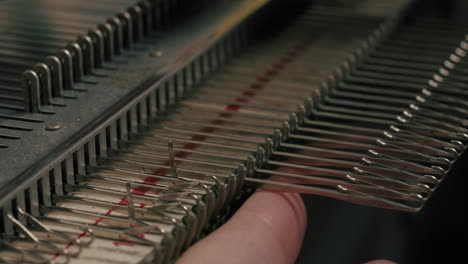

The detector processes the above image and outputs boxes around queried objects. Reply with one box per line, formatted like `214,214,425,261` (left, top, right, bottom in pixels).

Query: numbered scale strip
2,4,468,264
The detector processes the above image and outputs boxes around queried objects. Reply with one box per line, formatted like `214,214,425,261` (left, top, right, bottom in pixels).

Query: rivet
149,50,163,57
45,123,61,131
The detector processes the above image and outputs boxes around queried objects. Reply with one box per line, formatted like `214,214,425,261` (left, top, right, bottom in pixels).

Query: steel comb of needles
1,0,468,263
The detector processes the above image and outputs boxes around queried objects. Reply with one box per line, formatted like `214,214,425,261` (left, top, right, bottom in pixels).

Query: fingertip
245,190,306,263
176,190,307,264
255,190,307,229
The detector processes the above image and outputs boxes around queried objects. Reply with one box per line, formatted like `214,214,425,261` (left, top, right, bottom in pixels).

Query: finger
176,190,307,264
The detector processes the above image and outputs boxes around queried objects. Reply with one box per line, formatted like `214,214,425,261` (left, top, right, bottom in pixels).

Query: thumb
176,190,307,264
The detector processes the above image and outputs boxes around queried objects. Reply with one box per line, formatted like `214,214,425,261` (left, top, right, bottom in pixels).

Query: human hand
177,190,395,264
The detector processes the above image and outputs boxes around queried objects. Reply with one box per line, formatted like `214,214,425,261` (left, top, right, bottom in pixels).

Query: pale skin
177,191,396,264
